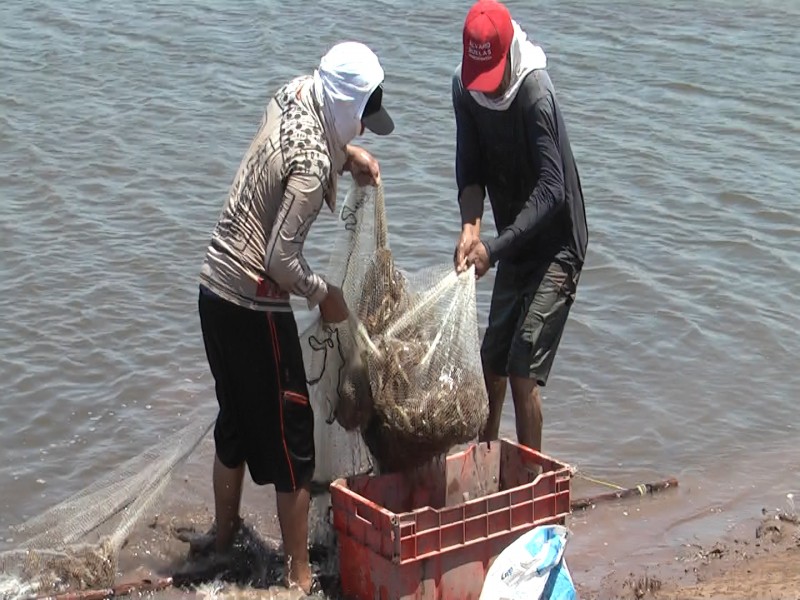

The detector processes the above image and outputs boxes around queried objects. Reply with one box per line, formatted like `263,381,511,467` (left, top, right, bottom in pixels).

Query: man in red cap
453,0,588,452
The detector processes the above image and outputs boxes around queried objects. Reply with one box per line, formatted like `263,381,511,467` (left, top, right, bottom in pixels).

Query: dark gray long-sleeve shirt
452,67,588,269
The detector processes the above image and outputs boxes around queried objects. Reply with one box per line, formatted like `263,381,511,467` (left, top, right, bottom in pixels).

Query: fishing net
0,183,488,599
302,183,488,477
0,415,213,599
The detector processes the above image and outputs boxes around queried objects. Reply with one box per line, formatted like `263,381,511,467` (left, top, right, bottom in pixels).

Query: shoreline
572,506,799,599
7,436,798,599
111,437,799,599
109,484,800,600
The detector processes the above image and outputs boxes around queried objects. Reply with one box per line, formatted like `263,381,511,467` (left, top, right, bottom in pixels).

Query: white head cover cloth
313,42,385,149
470,20,547,111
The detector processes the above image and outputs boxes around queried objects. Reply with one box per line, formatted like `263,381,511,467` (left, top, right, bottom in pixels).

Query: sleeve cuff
482,237,499,267
306,277,329,310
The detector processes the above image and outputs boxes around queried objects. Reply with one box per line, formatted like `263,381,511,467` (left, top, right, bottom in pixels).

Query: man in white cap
188,41,393,595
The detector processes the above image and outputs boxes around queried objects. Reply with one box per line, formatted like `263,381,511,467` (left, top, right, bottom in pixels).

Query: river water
1,0,798,592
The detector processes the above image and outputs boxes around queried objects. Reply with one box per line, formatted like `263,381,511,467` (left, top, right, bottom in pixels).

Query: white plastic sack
480,524,576,600
301,183,381,485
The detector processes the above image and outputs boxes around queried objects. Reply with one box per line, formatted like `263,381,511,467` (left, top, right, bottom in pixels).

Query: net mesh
302,182,488,476
0,415,213,599
0,182,488,598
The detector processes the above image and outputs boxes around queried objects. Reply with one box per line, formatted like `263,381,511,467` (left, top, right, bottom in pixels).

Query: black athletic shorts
198,286,314,493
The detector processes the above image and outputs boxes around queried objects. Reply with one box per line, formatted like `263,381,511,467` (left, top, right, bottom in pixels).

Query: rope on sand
571,477,679,512
36,576,173,600
574,472,628,491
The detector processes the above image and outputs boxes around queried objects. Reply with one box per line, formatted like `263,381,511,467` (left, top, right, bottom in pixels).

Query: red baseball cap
461,0,514,93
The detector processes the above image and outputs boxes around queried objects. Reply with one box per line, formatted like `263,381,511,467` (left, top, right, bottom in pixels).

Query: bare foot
174,523,216,557
174,517,242,558
287,573,313,595
172,548,236,588
286,560,320,596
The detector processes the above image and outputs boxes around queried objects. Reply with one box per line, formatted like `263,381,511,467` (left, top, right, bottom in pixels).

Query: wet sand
114,490,800,600
105,437,800,599
576,509,800,599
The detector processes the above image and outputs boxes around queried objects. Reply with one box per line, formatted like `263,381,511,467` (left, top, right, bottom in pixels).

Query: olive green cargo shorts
481,259,580,385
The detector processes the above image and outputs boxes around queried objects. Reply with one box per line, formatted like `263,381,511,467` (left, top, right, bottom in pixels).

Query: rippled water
1,0,799,588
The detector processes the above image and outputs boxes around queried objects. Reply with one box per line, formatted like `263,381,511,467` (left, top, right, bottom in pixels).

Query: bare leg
277,486,312,593
213,454,244,553
509,376,543,451
480,363,508,442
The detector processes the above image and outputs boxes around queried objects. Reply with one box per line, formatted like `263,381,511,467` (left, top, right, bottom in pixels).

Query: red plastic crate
330,439,573,600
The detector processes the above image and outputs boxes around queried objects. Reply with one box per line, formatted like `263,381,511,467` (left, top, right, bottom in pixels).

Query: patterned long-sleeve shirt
200,76,346,311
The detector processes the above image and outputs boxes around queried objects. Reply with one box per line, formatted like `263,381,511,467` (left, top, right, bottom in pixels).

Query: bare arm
343,144,381,187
